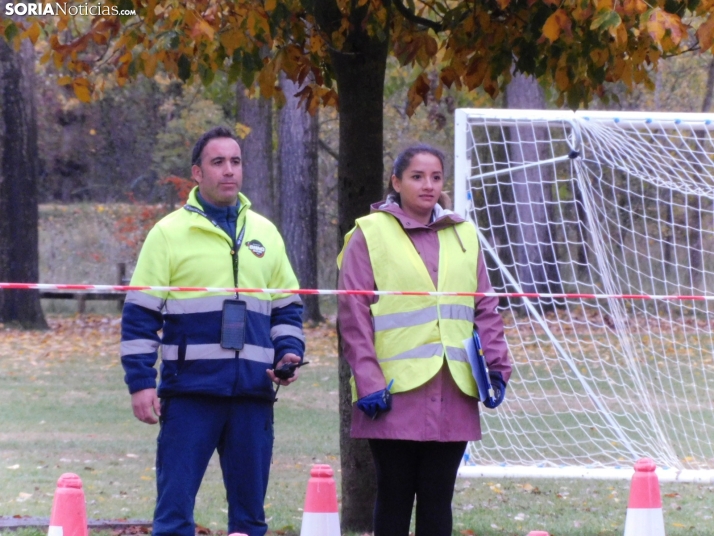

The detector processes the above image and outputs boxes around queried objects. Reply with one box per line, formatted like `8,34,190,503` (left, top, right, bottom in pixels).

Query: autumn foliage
2,0,713,110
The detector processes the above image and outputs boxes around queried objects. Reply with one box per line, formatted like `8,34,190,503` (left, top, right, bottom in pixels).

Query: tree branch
391,0,443,32
319,138,339,160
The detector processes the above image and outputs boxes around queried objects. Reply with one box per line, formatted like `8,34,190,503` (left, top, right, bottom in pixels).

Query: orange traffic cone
299,464,340,536
527,532,550,536
624,458,666,536
47,473,88,536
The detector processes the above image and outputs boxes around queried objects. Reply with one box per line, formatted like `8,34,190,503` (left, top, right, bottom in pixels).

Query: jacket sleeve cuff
127,378,157,395
273,336,305,365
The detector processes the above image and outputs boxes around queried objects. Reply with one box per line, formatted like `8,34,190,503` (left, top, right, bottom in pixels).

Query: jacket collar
185,187,251,241
187,186,252,213
370,195,466,231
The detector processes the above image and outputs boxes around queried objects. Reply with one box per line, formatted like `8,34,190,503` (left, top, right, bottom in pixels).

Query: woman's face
391,152,444,224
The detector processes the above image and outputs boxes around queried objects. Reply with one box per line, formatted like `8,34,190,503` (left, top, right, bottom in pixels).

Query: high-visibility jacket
339,211,479,397
120,187,304,400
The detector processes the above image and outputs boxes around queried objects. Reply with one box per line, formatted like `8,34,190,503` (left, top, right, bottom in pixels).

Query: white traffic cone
623,458,665,536
300,464,340,536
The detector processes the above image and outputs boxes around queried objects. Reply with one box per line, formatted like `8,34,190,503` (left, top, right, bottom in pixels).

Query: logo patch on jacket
246,239,266,258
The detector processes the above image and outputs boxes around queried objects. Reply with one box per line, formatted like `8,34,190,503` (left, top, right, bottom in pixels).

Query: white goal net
454,109,714,482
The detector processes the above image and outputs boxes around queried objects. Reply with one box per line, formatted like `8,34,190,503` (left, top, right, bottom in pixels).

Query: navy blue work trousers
152,395,274,536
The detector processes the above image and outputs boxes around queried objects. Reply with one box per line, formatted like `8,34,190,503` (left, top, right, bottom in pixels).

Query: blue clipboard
464,330,497,406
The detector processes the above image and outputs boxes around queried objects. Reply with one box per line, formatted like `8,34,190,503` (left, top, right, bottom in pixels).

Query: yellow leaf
622,0,647,16
648,9,686,47
246,10,269,37
57,75,72,86
697,14,714,52
144,53,158,78
265,0,277,11
234,122,252,139
73,78,92,103
308,33,325,55
589,47,609,67
463,56,487,90
195,19,215,40
257,64,276,99
542,9,570,42
611,21,628,48
555,66,570,91
21,21,41,44
220,28,244,55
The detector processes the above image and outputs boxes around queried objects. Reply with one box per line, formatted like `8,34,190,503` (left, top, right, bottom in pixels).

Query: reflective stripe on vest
343,211,480,397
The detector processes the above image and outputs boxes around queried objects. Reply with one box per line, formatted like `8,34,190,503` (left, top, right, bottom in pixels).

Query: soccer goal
454,108,714,482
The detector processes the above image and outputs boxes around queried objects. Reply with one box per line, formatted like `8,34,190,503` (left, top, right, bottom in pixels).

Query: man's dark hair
191,126,240,166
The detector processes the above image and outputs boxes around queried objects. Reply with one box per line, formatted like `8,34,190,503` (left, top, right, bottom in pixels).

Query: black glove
356,380,394,419
483,371,506,409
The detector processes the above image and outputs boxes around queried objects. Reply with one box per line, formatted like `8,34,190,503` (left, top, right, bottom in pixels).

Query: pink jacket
337,200,512,441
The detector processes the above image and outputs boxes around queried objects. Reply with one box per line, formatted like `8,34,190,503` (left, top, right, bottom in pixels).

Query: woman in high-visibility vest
337,143,512,536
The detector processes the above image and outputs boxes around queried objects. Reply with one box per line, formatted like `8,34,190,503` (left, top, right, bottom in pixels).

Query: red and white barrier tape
1,282,714,300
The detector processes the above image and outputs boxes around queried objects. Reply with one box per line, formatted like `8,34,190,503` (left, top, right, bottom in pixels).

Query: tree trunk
504,73,562,313
236,82,275,219
313,1,389,531
278,75,323,324
0,37,47,329
687,56,714,291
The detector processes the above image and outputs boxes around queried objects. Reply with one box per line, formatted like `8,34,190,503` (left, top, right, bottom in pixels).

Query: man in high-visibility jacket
120,126,305,536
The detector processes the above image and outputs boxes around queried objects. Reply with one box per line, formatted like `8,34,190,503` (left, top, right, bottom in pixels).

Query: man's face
192,137,243,207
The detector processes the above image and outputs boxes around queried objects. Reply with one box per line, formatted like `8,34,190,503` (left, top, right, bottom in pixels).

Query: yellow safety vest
339,211,479,398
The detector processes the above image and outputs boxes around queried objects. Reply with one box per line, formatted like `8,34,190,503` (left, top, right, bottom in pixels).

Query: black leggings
368,439,467,536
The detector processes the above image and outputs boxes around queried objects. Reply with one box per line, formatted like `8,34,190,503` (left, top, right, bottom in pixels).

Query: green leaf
199,64,215,86
177,54,191,81
128,57,139,77
590,10,621,31
4,22,18,42
227,59,241,84
664,0,685,16
117,0,134,22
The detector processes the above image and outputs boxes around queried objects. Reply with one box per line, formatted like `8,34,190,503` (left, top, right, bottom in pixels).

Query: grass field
5,204,713,535
2,315,714,536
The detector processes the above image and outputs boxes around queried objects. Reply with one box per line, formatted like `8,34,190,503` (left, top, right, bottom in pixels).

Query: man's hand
267,353,302,386
131,388,161,424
